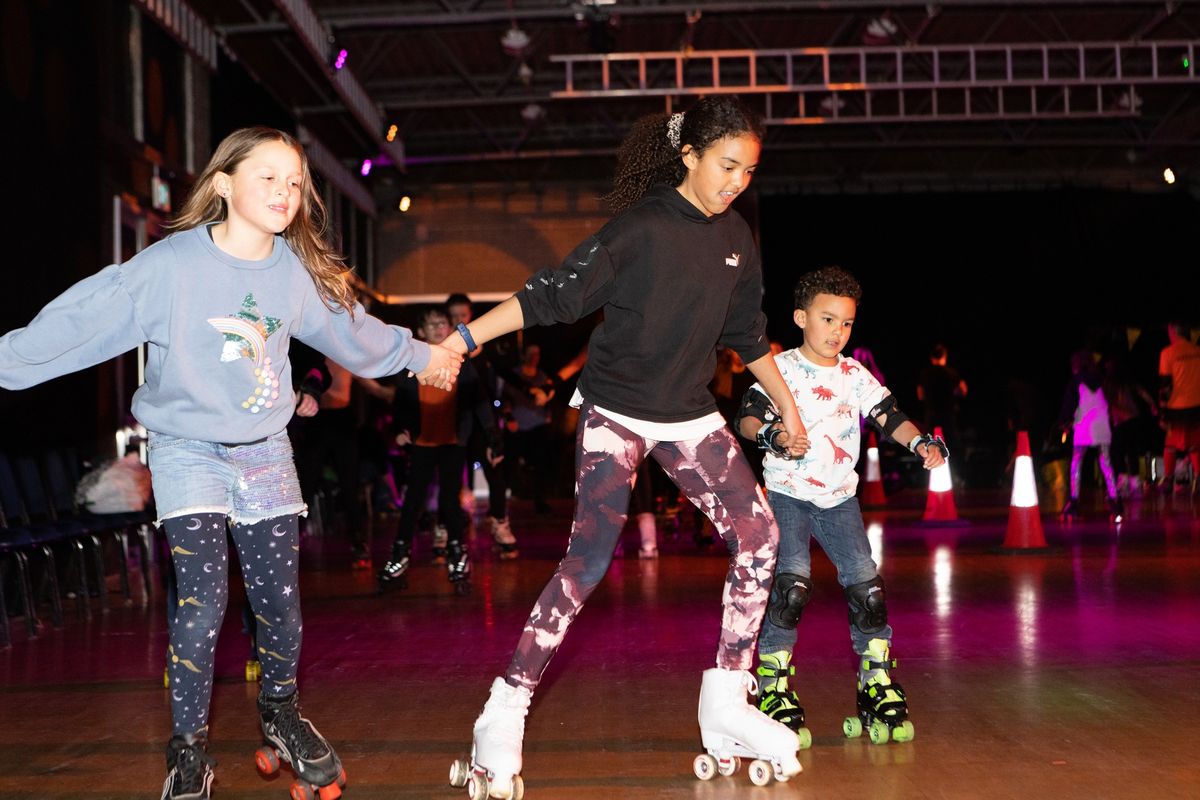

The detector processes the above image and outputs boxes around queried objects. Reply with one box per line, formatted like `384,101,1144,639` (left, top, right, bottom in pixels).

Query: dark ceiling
205,1,1200,193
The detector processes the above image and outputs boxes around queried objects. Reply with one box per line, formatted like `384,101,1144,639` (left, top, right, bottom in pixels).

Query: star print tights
163,512,302,736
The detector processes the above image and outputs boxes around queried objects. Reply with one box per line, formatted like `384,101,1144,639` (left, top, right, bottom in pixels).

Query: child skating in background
735,267,946,748
379,304,503,595
0,126,461,799
1057,349,1122,521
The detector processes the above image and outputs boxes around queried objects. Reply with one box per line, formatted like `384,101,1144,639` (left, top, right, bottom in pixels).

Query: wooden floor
1,488,1197,799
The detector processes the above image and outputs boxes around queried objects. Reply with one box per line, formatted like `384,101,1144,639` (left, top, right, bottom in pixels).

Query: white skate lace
481,688,528,742
271,702,330,760
169,740,215,795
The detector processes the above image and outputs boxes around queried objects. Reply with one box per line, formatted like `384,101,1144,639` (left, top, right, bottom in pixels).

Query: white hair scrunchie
667,112,684,150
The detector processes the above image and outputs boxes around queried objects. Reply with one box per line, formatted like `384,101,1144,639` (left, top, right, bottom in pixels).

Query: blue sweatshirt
0,224,430,443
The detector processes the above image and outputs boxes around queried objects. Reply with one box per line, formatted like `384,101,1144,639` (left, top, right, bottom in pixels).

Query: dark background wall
2,0,1195,473
759,188,1197,482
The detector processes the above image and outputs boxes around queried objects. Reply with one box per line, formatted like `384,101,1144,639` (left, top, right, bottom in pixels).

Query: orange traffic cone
860,430,887,508
1001,431,1048,550
922,426,960,523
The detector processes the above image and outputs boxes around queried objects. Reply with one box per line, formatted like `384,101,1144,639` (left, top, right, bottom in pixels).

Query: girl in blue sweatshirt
0,127,462,799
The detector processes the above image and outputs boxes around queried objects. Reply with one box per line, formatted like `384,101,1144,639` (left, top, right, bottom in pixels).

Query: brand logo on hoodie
725,253,740,268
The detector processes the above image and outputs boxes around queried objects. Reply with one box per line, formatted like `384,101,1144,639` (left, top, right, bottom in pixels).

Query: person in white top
735,267,946,749
1056,349,1122,520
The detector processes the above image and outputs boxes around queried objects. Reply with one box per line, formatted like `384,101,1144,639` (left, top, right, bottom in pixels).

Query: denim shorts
146,430,307,525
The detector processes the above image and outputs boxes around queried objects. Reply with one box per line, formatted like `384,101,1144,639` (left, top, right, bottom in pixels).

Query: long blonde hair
169,127,356,316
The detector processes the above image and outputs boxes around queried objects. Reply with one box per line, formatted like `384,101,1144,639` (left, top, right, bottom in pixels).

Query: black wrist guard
757,422,792,458
909,433,949,459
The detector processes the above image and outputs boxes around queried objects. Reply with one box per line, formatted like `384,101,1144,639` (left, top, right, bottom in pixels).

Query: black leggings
163,512,302,736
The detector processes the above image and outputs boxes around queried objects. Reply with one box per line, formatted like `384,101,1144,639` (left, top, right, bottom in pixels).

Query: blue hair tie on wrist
456,322,477,352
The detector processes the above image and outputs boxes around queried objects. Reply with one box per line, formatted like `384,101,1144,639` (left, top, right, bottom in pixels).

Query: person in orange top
1159,321,1200,492
379,306,503,594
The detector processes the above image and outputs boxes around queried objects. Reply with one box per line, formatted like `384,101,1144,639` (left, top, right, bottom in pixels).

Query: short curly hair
793,266,862,311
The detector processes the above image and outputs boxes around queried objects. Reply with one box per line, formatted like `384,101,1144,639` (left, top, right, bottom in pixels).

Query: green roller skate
755,650,812,750
843,638,914,745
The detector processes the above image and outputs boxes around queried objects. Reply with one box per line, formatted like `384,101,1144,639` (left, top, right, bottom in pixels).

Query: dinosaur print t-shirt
751,349,889,509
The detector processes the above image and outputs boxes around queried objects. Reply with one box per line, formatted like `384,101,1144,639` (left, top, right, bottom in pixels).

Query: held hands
295,393,319,418
412,343,463,390
776,406,810,459
915,442,946,470
395,430,412,446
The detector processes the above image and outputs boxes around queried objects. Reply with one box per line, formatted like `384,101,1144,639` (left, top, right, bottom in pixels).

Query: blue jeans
147,431,306,526
757,492,892,654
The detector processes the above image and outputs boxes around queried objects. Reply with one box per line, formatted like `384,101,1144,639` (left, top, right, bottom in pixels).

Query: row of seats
0,450,156,647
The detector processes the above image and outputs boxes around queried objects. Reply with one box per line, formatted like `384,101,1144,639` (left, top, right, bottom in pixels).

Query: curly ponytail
603,96,764,215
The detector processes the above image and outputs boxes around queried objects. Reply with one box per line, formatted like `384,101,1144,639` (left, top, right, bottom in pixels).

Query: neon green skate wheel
868,720,890,745
843,716,863,738
797,727,813,750
892,721,915,743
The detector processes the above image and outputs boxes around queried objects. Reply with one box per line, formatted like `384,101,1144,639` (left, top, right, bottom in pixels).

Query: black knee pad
767,573,813,629
845,576,888,634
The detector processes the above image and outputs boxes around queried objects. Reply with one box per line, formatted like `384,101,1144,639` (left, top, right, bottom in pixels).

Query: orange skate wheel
255,747,280,776
288,781,315,800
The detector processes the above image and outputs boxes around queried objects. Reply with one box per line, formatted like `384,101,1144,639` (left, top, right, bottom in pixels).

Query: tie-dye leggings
504,405,778,692
163,512,302,736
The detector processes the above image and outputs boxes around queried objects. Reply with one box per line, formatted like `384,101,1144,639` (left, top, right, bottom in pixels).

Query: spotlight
501,25,530,57
332,47,348,70
819,95,846,113
398,195,412,212
386,124,398,143
862,16,898,45
1164,167,1176,185
360,159,372,177
521,103,546,123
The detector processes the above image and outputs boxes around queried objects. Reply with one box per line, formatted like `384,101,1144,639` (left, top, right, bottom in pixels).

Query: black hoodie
515,185,769,423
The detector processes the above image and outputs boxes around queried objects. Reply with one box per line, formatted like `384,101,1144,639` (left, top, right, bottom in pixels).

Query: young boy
735,267,946,746
379,305,503,595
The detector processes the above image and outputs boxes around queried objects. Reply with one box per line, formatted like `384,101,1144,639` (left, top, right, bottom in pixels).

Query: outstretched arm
445,296,525,356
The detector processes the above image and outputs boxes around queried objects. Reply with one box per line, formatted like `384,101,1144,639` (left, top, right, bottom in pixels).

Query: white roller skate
637,513,659,559
489,516,519,560
693,667,802,786
450,677,531,800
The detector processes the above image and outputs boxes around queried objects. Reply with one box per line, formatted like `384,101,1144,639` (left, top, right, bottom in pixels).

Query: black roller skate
350,542,371,571
255,692,346,800
377,542,411,592
161,732,216,800
843,638,913,745
1106,495,1125,523
432,524,449,564
1060,497,1080,521
448,541,472,596
755,650,812,749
